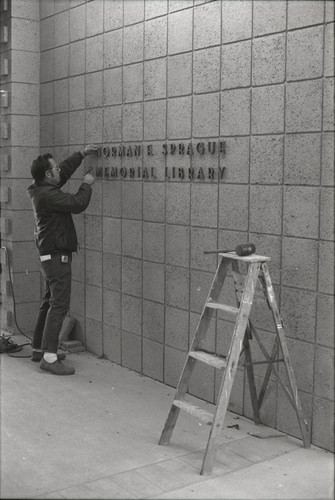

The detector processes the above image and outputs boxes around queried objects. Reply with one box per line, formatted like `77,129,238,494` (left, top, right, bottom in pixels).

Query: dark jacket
27,152,92,256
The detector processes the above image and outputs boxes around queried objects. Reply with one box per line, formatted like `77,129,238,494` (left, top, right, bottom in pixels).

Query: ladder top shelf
219,253,271,262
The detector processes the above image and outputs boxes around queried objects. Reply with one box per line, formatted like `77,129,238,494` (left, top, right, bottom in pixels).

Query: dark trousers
32,254,72,353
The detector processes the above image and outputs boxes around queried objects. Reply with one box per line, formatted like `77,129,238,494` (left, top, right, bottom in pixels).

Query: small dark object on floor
227,424,240,430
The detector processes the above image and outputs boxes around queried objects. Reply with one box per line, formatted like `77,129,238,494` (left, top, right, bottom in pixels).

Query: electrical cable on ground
1,246,32,357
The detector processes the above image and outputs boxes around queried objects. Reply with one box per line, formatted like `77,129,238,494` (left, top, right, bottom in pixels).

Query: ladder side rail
159,257,230,446
261,263,310,448
231,261,261,425
201,262,262,475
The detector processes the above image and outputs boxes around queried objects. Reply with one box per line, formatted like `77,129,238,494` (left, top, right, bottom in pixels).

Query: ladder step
206,302,239,315
189,350,227,370
173,399,214,425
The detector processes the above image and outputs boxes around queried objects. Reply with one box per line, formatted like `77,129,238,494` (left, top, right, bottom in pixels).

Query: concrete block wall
0,0,41,335
3,0,334,452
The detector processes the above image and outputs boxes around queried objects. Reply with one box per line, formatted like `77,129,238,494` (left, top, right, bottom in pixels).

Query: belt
40,252,72,262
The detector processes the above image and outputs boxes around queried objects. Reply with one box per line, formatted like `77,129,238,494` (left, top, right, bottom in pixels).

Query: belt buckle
61,254,69,263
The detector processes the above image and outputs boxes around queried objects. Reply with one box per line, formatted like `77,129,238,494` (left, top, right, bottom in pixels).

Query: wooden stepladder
159,252,310,475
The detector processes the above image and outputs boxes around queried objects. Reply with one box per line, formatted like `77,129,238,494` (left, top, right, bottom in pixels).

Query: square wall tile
124,0,144,25
251,135,283,184
69,75,85,110
166,183,190,225
104,0,123,31
323,78,334,132
145,16,167,59
253,0,286,36
167,96,191,139
11,51,39,84
193,93,220,138
324,23,334,77
252,34,285,86
54,10,69,47
143,182,166,222
166,265,190,310
288,0,324,29
282,237,318,290
143,299,164,343
103,289,121,328
165,306,189,350
219,184,249,231
122,182,143,219
286,80,322,133
284,133,321,185
85,317,103,356
104,29,123,69
250,186,282,235
86,284,103,322
40,82,54,115
143,222,165,263
143,261,165,303
144,100,166,141
103,253,121,292
103,324,121,364
191,183,218,228
252,85,284,134
54,79,68,113
69,40,85,76
144,58,166,100
312,397,335,452
123,24,144,64
168,9,192,54
70,4,86,42
103,180,122,218
316,294,334,348
194,46,220,93
283,186,319,239
86,0,103,37
318,240,334,295
85,108,103,143
222,0,252,43
122,256,142,297
221,88,250,136
86,71,103,108
123,102,143,141
103,105,122,141
143,338,164,381
166,224,189,268
85,249,103,287
86,34,104,73
190,270,215,313
124,63,144,103
40,50,54,82
194,1,221,49
320,188,334,241
191,227,217,272
104,67,122,105
280,287,316,343
221,41,251,90
122,219,142,258
168,52,192,97
103,217,121,254
287,26,323,81
122,295,142,335
122,330,141,372
222,137,250,184
54,45,69,79
314,346,334,400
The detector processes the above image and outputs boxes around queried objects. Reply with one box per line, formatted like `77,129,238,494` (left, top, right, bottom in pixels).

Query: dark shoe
40,358,75,375
32,351,66,362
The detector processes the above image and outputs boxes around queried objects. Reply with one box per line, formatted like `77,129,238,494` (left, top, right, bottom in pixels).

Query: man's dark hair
31,153,53,182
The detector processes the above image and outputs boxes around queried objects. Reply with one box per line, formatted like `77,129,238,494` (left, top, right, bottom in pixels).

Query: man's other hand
83,173,95,185
82,144,99,157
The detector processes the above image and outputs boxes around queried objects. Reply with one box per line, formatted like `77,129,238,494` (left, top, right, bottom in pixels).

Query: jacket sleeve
44,183,92,214
58,152,84,188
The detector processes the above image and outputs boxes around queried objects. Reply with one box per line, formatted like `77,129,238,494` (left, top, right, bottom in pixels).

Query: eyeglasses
48,166,60,173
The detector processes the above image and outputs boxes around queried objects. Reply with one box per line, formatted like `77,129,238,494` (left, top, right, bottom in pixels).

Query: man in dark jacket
27,145,98,375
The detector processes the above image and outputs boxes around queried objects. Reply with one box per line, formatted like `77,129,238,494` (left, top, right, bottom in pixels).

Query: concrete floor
1,341,334,500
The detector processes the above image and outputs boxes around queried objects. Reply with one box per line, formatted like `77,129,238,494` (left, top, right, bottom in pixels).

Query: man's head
31,154,61,184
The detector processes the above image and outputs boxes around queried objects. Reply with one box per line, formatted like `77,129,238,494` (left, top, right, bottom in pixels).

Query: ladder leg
261,263,310,448
201,262,261,475
159,258,230,446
